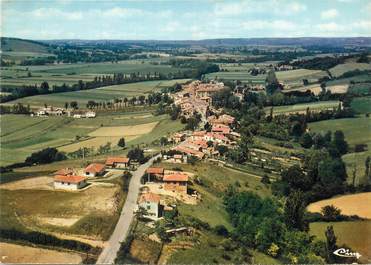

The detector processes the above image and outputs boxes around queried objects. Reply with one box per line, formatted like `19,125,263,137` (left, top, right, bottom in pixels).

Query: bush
214,225,229,236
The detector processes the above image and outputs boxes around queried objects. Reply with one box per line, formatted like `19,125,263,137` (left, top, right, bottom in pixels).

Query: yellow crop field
307,192,371,219
88,121,158,137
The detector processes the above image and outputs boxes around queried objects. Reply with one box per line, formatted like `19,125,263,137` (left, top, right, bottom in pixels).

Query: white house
138,192,161,219
86,111,96,118
54,175,87,190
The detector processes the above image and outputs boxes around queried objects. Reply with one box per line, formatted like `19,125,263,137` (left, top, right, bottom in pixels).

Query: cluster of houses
31,105,96,118
172,80,225,119
163,113,239,161
52,156,131,191
138,166,190,220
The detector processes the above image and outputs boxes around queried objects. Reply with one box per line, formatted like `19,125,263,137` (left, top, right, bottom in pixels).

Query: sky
1,0,371,40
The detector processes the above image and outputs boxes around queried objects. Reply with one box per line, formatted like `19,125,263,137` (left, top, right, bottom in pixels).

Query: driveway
96,154,160,264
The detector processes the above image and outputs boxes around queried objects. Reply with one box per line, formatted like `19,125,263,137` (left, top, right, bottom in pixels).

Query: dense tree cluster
25,147,66,165
224,190,326,263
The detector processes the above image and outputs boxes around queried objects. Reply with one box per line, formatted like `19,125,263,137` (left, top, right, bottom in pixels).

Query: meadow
6,79,190,108
309,116,371,147
350,96,371,114
266,100,340,115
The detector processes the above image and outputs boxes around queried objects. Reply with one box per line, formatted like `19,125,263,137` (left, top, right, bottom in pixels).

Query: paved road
96,154,160,264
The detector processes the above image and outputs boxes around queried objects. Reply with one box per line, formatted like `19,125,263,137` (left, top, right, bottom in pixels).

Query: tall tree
284,190,308,231
332,130,348,155
325,226,337,263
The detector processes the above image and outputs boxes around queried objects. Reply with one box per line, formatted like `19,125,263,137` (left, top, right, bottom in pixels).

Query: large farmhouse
163,173,188,193
54,175,87,191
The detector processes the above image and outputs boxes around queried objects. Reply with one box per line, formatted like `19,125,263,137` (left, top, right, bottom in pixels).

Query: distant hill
41,37,371,48
1,37,50,53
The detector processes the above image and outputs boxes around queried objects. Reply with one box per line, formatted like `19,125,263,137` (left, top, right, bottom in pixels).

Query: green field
1,58,189,88
309,221,371,263
266,100,340,115
310,116,371,185
0,111,184,166
204,71,266,84
350,96,371,114
6,79,190,108
1,38,53,62
329,63,371,77
309,116,371,147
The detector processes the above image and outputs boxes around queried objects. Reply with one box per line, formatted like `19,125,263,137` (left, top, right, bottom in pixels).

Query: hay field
307,192,371,218
89,121,158,137
59,121,158,152
0,242,82,264
310,221,371,263
343,150,371,186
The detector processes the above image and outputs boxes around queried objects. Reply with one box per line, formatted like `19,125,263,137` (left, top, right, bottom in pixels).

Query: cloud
30,8,83,20
316,22,343,32
242,20,298,31
321,9,339,19
352,20,371,30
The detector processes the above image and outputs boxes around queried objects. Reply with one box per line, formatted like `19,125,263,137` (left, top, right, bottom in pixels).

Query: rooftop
163,174,189,182
54,175,86,184
139,192,161,203
85,163,106,173
105,156,130,165
146,167,164,175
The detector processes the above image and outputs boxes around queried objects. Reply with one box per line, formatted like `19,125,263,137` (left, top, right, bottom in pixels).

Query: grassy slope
1,38,49,54
329,63,371,77
309,116,371,147
351,96,371,114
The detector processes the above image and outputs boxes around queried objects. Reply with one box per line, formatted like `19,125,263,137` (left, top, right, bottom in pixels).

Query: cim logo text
333,248,361,259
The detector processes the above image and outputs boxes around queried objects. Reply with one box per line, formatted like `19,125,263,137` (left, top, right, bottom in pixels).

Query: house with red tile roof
54,175,87,190
211,124,231,135
163,173,189,193
145,167,165,182
138,192,161,219
105,156,130,169
54,168,74,176
84,163,106,177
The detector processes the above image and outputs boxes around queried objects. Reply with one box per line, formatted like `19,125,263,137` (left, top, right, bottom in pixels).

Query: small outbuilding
105,156,130,169
84,163,106,177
